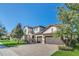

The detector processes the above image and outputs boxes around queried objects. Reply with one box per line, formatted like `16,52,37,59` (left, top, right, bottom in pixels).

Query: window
51,28,53,32
34,28,38,31
25,29,27,33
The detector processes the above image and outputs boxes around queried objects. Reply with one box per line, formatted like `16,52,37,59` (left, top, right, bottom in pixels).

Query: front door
37,36,42,43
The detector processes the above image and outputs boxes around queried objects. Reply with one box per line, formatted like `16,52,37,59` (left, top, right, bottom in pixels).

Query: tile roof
35,24,63,35
33,26,45,28
23,24,63,35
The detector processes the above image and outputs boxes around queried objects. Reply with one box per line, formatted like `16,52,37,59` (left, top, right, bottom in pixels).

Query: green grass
52,50,79,56
52,43,79,56
0,40,26,47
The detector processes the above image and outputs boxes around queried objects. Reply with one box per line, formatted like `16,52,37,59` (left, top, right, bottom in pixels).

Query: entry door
37,36,42,43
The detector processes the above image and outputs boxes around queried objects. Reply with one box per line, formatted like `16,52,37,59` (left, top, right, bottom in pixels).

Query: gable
43,26,57,34
33,27,45,33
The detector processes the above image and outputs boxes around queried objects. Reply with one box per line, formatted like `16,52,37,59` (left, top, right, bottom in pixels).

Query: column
42,36,45,44
35,36,37,43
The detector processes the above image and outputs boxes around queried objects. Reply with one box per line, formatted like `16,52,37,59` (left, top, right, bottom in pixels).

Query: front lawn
0,40,26,47
52,44,79,56
52,50,79,56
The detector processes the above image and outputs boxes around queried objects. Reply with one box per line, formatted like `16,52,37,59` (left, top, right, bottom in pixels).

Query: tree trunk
68,33,73,46
18,39,19,44
17,37,20,44
68,39,71,46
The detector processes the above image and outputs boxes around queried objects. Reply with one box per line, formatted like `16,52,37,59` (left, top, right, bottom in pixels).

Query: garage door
37,36,42,43
45,36,64,44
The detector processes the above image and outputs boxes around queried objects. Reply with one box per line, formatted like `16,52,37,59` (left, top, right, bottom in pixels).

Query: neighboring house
1,33,10,40
23,25,64,45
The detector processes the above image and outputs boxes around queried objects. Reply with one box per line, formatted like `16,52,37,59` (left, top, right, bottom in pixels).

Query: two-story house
23,25,64,44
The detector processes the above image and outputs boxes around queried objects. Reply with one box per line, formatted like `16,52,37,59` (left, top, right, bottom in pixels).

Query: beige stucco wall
23,27,33,35
43,26,57,34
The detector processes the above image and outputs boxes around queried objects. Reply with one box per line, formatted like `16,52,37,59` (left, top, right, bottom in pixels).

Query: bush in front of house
59,46,74,51
74,43,79,50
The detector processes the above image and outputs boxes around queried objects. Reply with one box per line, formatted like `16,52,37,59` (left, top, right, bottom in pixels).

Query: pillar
42,36,45,44
35,36,37,43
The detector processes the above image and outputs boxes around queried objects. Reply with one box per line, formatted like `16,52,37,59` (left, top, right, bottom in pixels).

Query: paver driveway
0,44,58,56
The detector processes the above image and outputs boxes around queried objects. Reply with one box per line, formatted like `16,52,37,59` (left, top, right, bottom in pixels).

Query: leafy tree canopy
11,23,23,39
65,3,79,10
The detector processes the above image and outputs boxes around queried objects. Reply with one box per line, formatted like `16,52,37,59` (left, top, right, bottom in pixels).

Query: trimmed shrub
74,43,79,50
59,46,74,51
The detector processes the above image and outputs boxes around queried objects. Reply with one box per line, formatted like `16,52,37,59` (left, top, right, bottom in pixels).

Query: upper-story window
51,28,53,32
23,29,27,35
24,29,27,33
34,28,38,31
33,27,40,33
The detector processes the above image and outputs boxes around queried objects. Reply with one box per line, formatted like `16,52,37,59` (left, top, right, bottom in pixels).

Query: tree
0,24,7,39
65,3,79,10
65,3,79,39
55,4,79,46
0,27,6,36
11,23,24,41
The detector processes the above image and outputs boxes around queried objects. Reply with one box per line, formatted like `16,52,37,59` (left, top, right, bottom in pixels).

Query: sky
0,3,64,32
